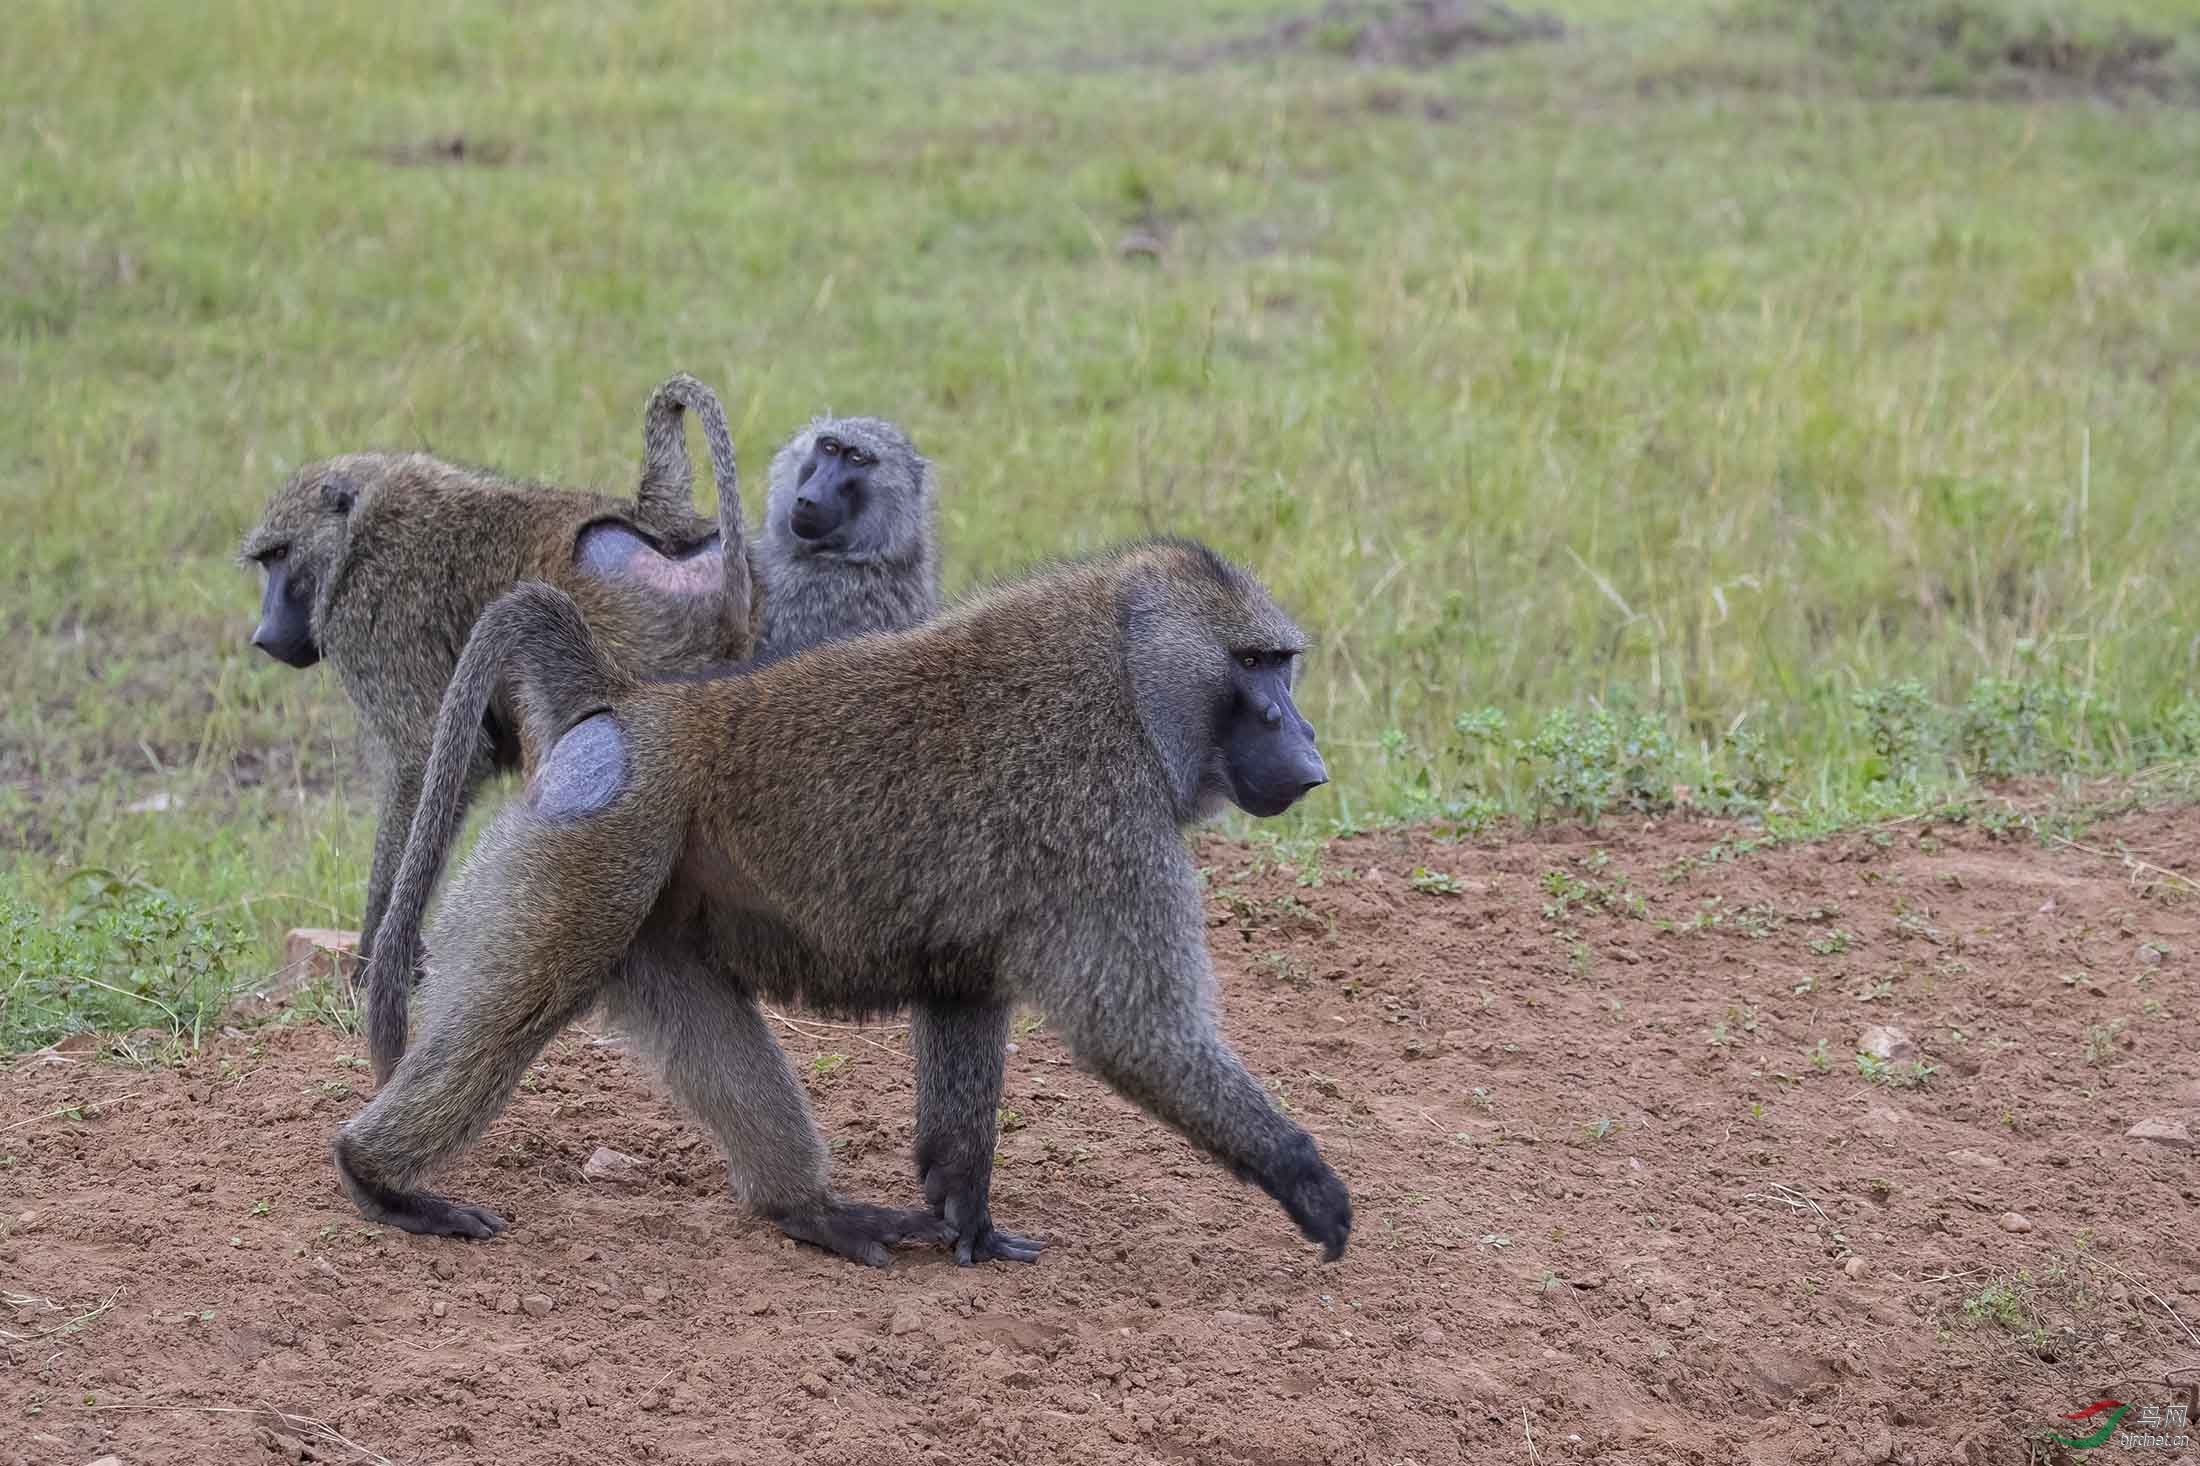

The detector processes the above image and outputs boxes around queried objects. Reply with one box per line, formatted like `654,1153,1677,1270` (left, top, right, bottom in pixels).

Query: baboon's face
1134,549,1330,822
239,461,362,669
1214,643,1326,818
765,417,930,564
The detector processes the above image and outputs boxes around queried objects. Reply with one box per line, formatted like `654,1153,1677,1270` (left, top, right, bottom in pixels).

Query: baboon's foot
333,1135,509,1239
936,1189,1045,1265
771,1201,954,1268
949,1221,1045,1266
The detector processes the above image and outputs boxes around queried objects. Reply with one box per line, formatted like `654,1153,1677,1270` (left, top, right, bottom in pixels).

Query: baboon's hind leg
605,941,953,1267
333,804,672,1238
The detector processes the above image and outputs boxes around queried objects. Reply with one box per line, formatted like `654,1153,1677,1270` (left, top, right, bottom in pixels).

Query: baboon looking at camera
337,540,1346,1269
360,407,944,1083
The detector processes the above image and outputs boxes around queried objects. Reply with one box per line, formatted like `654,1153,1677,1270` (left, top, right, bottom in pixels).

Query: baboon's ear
320,476,357,516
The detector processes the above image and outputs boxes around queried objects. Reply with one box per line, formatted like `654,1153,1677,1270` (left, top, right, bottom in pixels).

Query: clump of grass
0,872,251,1050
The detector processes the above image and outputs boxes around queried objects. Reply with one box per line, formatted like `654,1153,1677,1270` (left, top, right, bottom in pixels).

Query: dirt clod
2125,1118,2194,1149
1858,1025,1915,1061
582,1146,647,1184
1998,1213,2033,1234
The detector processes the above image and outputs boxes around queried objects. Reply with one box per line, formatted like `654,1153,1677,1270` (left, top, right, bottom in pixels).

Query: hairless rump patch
573,524,726,598
528,713,628,821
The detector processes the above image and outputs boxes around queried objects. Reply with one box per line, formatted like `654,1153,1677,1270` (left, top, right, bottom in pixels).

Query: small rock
430,1300,447,1318
429,1257,457,1281
124,791,178,814
799,1372,829,1398
87,1457,127,1466
569,1243,601,1263
1857,1026,1915,1062
253,1428,306,1462
520,1293,553,1316
582,1147,647,1185
1403,1037,1441,1060
1943,1148,2001,1170
1211,1309,1265,1331
889,1304,927,1337
1843,1257,1868,1280
2139,944,2164,966
277,928,360,997
1420,1326,1445,1346
1998,1213,2032,1234
1652,1298,1696,1328
743,1297,774,1317
829,1341,860,1362
2125,1118,2194,1150
642,1286,669,1304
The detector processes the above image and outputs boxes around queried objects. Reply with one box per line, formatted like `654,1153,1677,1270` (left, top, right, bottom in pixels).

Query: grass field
5,0,2199,1043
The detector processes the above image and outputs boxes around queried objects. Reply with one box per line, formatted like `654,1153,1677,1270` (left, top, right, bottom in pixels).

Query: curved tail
636,371,756,652
364,581,621,1084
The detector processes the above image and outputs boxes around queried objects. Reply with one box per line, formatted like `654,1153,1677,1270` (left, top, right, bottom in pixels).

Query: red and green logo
2051,1400,2129,1450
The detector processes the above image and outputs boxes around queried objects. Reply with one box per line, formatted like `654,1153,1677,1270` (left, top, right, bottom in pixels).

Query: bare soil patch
1067,0,1564,75
5,804,2199,1464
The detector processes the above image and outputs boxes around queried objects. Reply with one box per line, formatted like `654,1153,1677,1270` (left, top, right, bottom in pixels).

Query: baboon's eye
1238,653,1260,671
818,437,841,456
849,447,873,467
262,545,289,565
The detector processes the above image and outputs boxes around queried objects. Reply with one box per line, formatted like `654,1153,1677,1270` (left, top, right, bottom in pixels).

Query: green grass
6,0,2200,1035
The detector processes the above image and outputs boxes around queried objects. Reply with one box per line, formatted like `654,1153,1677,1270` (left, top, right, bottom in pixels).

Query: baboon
241,374,753,974
336,541,1346,1269
751,416,940,663
362,410,944,1082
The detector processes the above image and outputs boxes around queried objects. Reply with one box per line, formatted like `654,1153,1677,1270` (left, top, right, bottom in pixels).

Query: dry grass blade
2045,834,2200,896
2086,1257,2200,1349
764,1007,908,1060
1743,1182,1829,1225
76,1402,393,1465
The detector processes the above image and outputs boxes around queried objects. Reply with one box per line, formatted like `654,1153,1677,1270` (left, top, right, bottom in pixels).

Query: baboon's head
1120,541,1328,823
239,455,375,669
763,416,933,567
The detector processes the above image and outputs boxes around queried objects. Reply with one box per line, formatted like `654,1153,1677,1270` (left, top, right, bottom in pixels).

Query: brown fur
334,541,1347,1269
239,374,752,973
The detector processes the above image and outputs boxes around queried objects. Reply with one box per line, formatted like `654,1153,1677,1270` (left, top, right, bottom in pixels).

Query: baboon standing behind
360,407,944,1082
241,374,750,970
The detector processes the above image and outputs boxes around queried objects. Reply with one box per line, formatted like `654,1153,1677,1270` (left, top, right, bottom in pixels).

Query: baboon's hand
1255,1133,1352,1261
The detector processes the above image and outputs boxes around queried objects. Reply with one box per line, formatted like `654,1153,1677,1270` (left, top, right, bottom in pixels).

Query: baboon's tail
364,581,621,1085
636,372,755,648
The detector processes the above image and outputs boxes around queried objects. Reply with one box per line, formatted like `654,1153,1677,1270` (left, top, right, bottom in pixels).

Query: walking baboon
337,541,1345,1268
241,374,752,972
362,410,943,1082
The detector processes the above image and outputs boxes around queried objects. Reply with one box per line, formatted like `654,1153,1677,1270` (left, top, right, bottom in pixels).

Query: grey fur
754,416,941,663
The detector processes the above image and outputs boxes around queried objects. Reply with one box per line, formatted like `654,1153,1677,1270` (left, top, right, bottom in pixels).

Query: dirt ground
5,802,2199,1466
